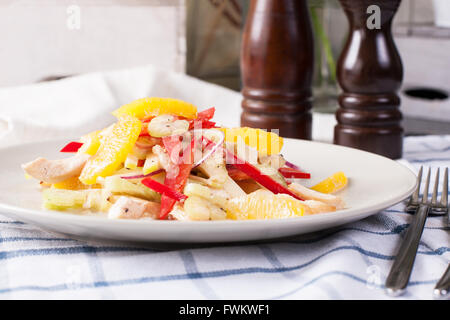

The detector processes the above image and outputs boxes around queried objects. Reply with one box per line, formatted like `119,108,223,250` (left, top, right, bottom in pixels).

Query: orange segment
52,177,101,190
311,171,348,194
228,190,305,220
80,116,142,185
78,130,101,156
52,177,86,190
112,97,197,120
221,127,283,155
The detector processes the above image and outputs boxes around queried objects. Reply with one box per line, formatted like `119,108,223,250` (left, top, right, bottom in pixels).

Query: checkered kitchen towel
0,66,448,299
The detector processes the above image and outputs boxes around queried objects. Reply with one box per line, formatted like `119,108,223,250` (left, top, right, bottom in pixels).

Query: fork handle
433,264,450,299
385,204,430,296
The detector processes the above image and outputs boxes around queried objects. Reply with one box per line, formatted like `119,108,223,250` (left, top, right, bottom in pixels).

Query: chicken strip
108,196,160,220
288,182,345,209
22,154,90,184
198,148,228,187
303,200,337,215
152,144,174,172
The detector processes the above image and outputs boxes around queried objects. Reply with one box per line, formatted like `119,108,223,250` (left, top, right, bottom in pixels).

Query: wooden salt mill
240,0,314,140
334,0,404,159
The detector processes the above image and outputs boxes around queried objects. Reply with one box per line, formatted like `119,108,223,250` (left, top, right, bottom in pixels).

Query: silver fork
385,167,448,296
431,168,448,216
404,166,423,213
433,168,449,299
406,167,448,217
434,264,450,299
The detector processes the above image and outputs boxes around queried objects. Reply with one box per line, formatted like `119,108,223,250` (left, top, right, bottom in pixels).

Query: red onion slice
121,168,164,180
285,160,302,171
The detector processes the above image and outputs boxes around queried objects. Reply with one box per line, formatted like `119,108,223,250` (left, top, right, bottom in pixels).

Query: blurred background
1,0,449,135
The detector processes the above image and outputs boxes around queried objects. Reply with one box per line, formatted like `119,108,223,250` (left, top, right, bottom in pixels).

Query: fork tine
432,168,440,206
421,168,431,204
411,166,423,204
441,168,448,207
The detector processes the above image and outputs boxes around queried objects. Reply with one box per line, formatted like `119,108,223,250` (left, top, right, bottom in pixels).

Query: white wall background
393,0,450,122
0,0,185,87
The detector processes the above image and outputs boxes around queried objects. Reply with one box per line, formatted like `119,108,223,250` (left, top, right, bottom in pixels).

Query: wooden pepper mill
334,0,404,159
240,0,314,140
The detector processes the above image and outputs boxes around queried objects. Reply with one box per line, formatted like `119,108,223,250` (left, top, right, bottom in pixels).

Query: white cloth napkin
0,64,336,148
0,65,448,299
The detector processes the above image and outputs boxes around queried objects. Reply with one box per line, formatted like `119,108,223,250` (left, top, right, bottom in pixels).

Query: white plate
0,138,416,243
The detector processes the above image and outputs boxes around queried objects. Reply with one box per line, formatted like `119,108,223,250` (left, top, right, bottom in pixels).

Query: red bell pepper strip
162,135,184,164
141,116,155,123
158,136,196,219
199,120,217,129
197,107,215,121
226,165,251,181
137,159,145,167
189,107,216,130
60,141,84,153
222,146,304,201
189,119,218,130
141,178,187,202
139,126,149,137
278,167,311,179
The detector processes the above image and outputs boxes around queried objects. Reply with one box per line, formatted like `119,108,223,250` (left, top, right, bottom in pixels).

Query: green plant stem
310,8,337,84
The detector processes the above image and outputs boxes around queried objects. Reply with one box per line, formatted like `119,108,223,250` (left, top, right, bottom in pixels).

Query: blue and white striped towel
0,66,448,299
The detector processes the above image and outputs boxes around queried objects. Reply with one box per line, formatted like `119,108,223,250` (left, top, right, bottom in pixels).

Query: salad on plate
22,97,348,221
